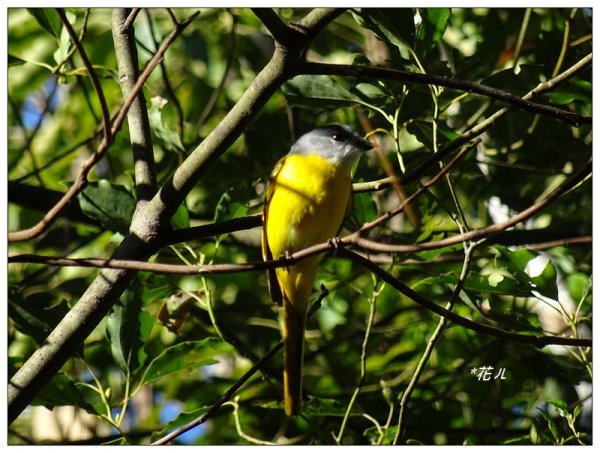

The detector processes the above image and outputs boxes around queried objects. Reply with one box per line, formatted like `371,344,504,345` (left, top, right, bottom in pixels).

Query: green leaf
352,8,415,60
494,246,536,286
149,96,185,153
171,203,190,229
213,189,249,225
470,271,531,296
150,406,209,443
416,8,450,55
543,79,592,105
566,272,590,303
406,119,434,149
530,258,558,300
28,8,62,39
414,270,531,296
547,399,567,411
364,425,397,445
106,289,145,374
53,17,73,66
8,290,70,344
436,122,461,142
351,191,378,227
8,293,53,344
494,246,558,299
140,339,224,386
31,372,98,415
140,274,175,305
351,82,388,102
261,396,360,417
78,180,136,233
282,75,355,108
8,54,27,67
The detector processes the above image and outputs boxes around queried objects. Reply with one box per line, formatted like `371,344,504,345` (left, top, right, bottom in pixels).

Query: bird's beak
359,138,374,152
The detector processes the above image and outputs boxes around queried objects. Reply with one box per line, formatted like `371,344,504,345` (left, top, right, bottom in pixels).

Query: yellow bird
262,125,372,415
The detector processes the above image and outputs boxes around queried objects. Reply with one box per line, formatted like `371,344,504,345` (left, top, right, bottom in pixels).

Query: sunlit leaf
28,8,62,39
140,339,225,386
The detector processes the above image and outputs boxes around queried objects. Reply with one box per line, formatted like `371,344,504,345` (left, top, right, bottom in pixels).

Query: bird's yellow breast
264,153,352,259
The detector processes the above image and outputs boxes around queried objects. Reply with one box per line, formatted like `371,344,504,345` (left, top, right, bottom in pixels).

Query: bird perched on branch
262,124,372,415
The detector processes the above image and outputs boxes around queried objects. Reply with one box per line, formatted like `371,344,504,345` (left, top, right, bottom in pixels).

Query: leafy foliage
7,7,591,445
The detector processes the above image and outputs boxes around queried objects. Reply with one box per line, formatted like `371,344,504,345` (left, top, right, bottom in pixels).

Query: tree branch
295,8,346,39
9,156,590,277
252,8,291,43
112,8,157,203
9,230,593,277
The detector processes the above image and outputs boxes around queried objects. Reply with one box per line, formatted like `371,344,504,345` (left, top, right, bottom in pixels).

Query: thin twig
121,8,141,32
335,280,382,444
57,8,112,145
356,140,479,235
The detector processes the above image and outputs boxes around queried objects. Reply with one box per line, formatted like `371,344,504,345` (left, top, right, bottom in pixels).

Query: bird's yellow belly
266,154,351,257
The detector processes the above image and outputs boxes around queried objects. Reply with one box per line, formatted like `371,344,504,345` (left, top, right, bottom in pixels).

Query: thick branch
112,8,157,202
252,8,291,43
295,7,346,39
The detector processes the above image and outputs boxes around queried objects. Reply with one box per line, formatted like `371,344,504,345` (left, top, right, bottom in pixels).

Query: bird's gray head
289,124,373,170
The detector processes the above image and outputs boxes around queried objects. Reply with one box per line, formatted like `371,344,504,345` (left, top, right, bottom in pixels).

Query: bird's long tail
282,297,307,416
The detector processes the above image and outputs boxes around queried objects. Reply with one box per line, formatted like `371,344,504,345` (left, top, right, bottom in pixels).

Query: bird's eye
331,133,344,143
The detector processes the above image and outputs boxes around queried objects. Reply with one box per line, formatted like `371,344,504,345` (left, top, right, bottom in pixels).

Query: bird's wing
262,156,286,306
